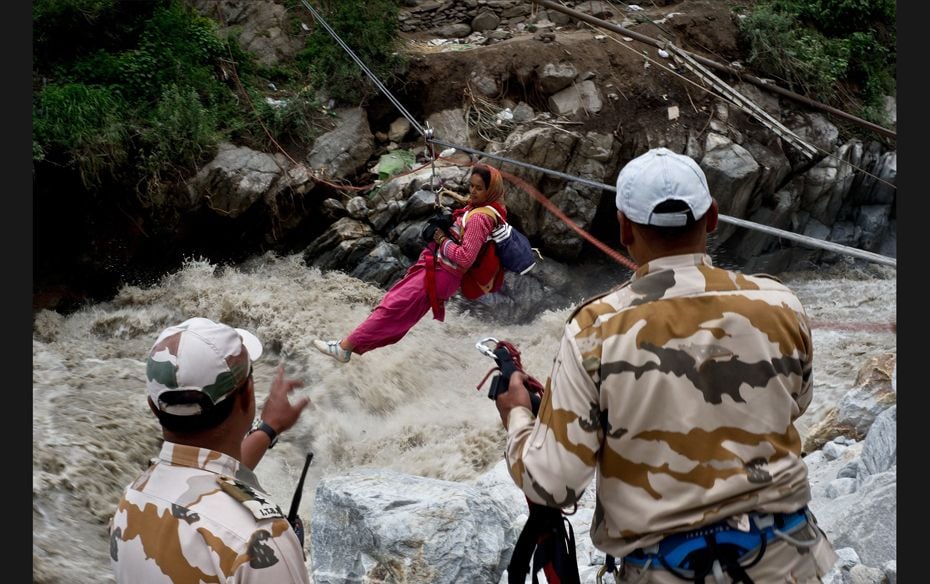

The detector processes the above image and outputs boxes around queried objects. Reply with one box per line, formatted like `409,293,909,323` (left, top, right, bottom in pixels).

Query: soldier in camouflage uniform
495,149,838,583
109,317,313,583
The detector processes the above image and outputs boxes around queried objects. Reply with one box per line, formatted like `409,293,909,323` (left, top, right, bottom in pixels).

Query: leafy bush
32,82,130,187
33,0,156,71
845,30,895,112
246,87,331,151
55,3,229,105
32,0,406,195
783,0,895,36
738,0,895,124
297,0,405,104
140,84,220,187
739,8,849,99
33,0,247,195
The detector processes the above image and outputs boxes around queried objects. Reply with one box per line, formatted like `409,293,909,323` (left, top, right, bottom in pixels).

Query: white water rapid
32,252,896,583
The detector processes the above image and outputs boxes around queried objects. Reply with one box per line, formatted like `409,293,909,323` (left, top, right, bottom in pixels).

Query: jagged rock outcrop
803,353,896,452
194,0,304,66
38,0,894,314
179,91,894,306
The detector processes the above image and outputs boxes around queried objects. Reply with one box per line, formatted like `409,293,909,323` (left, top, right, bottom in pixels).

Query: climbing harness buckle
620,508,812,583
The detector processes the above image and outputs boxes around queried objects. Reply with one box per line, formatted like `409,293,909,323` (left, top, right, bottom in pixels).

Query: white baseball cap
615,147,711,227
146,317,263,416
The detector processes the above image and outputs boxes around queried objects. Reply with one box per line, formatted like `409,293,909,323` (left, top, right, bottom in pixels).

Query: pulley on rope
415,122,461,217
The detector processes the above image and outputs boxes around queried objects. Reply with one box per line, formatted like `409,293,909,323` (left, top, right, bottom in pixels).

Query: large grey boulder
426,108,474,150
538,62,578,95
856,151,896,206
785,112,840,168
490,127,618,260
349,240,410,287
307,108,375,180
310,468,518,584
859,405,896,477
700,136,761,244
187,143,288,218
827,469,896,568
795,141,860,226
472,11,501,33
809,404,897,569
548,80,603,117
193,0,303,66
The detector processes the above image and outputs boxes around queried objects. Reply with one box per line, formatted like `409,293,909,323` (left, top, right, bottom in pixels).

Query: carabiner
475,337,499,360
596,564,621,584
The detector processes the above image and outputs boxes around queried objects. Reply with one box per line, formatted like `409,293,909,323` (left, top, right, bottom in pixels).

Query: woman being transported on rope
313,163,507,363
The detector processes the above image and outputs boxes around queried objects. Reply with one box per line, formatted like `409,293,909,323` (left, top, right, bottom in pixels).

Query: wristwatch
248,419,279,449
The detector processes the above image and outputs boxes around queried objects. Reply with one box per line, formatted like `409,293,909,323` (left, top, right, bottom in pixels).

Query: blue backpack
466,205,537,275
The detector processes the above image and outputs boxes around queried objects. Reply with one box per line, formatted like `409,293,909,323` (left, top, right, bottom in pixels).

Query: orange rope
498,168,638,271
810,320,896,333
219,20,635,270
428,157,639,271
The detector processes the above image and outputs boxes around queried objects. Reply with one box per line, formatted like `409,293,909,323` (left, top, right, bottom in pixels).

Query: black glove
421,212,453,243
421,220,439,243
488,346,541,415
432,211,453,233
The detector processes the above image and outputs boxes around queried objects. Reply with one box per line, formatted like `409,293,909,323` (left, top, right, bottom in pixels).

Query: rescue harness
599,507,820,584
476,338,579,584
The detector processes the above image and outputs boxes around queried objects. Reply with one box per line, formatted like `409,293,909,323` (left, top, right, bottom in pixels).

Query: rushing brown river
32,252,896,583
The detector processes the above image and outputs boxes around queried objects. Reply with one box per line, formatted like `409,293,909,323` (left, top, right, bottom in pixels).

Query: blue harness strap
622,508,810,573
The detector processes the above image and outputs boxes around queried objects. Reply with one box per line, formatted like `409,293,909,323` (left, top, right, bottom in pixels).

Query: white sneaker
313,339,351,363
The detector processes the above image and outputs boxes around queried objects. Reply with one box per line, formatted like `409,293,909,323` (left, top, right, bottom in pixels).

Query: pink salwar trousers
346,251,461,354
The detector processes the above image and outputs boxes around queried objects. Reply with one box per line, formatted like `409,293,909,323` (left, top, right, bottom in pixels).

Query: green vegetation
34,0,231,192
32,83,130,187
32,0,405,196
296,0,405,105
140,84,221,195
737,0,895,125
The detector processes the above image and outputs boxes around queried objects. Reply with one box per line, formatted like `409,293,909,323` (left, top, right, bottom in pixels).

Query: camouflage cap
146,317,264,416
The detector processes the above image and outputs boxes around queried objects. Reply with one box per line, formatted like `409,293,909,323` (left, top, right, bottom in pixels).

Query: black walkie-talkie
287,452,314,547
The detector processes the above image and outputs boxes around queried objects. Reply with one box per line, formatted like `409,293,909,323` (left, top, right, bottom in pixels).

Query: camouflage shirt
109,441,311,583
505,253,815,558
